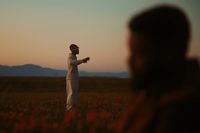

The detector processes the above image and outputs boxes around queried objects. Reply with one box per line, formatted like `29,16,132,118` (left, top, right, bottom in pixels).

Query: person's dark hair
69,44,78,51
128,5,190,60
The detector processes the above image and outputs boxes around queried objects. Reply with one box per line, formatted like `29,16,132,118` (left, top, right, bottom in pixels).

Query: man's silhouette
66,44,89,111
117,5,200,133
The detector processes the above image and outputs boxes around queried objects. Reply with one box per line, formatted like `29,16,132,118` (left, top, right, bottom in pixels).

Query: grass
0,77,133,133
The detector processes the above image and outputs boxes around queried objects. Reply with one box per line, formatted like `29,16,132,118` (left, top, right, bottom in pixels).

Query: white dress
66,53,83,110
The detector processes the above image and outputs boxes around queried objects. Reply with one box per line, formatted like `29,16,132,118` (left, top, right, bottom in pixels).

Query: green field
0,77,133,133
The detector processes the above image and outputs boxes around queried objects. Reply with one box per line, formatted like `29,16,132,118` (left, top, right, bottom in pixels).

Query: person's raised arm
70,58,84,66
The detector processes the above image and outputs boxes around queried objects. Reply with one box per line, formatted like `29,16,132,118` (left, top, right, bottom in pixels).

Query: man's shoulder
155,90,200,132
68,53,76,59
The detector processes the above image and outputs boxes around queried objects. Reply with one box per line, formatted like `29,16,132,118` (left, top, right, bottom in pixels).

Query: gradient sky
0,0,199,72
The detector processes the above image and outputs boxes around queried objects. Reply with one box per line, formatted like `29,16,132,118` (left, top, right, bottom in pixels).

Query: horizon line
0,63,128,73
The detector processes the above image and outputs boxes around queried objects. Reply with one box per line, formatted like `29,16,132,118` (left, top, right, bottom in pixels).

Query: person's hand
83,57,90,63
85,57,90,61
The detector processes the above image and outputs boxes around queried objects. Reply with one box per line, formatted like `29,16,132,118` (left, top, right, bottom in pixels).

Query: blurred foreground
0,77,132,133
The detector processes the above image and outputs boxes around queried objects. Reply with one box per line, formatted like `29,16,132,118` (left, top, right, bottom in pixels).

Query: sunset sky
0,0,199,72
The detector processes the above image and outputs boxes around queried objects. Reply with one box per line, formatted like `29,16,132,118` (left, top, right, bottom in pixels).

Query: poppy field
0,77,133,133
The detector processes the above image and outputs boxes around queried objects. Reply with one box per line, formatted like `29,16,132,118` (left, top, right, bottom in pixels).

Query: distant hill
0,64,129,78
0,64,65,77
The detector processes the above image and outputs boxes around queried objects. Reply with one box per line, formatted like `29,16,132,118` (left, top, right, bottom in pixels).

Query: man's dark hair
128,5,190,60
69,44,78,51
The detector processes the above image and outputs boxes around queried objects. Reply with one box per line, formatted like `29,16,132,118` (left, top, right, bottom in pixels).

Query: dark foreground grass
0,77,133,133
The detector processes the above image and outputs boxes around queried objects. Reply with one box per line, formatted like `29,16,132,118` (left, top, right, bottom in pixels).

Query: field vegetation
0,77,133,133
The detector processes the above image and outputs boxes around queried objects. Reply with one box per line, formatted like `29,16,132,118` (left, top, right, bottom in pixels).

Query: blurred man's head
69,44,79,54
128,5,190,82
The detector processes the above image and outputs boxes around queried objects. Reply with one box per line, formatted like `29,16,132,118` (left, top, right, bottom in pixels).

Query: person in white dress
66,44,90,111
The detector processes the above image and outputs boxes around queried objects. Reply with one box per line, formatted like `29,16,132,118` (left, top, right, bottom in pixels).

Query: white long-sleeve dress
66,53,83,109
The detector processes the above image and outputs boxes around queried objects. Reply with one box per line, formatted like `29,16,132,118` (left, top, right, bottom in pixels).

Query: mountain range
0,64,129,78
